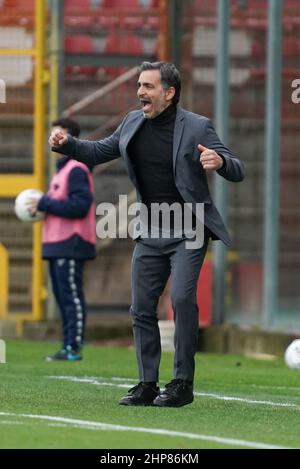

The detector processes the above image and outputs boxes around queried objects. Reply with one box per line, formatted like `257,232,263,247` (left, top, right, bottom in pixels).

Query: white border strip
0,412,288,449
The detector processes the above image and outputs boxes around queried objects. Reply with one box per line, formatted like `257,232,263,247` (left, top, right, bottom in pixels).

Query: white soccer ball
15,188,44,223
284,339,300,370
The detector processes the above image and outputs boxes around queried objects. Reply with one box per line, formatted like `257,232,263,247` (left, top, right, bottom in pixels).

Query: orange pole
158,0,171,62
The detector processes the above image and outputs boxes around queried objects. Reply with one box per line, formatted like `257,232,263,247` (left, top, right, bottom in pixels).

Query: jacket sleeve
51,118,125,167
202,119,245,182
37,167,93,218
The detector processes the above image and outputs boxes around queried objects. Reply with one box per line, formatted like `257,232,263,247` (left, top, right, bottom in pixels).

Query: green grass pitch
0,340,300,449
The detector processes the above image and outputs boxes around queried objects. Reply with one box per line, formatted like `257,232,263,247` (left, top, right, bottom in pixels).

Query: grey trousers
130,235,209,383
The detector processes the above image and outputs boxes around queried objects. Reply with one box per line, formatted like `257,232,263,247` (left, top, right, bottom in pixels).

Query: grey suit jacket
56,106,244,246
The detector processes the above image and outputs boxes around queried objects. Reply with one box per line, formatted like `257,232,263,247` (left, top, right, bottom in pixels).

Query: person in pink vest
28,118,96,361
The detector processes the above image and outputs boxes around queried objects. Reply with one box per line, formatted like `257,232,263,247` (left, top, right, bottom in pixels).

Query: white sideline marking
0,412,289,449
49,375,132,388
49,375,300,411
194,392,300,410
250,384,300,392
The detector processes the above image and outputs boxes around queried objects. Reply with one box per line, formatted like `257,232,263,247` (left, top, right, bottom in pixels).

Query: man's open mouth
140,99,152,112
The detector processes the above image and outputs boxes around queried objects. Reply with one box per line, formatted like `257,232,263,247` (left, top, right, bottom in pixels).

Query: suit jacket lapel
122,111,145,186
123,113,145,155
173,106,185,174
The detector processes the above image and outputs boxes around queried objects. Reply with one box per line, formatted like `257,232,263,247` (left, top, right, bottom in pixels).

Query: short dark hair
139,61,181,106
51,117,81,137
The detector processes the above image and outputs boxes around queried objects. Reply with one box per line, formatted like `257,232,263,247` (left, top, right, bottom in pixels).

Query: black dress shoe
153,379,194,407
119,382,160,406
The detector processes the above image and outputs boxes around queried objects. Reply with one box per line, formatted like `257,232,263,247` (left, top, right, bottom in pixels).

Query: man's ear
166,87,175,102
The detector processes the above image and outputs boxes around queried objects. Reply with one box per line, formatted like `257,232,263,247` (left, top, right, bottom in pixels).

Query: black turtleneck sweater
128,104,185,209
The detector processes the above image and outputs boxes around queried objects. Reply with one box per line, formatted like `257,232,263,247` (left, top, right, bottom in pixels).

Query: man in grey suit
49,61,244,407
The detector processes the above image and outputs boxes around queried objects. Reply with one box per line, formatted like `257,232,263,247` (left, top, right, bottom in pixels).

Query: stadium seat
105,30,144,55
148,0,159,7
65,16,95,29
100,0,145,30
2,0,35,11
65,35,98,76
104,31,144,77
94,0,159,31
65,34,95,53
101,0,140,7
64,0,95,28
65,0,92,11
95,15,119,29
0,0,35,27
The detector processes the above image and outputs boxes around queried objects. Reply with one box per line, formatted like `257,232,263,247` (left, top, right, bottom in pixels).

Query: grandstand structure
0,0,299,335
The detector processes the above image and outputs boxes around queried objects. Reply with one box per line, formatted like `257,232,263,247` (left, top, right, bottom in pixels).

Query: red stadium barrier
166,260,212,328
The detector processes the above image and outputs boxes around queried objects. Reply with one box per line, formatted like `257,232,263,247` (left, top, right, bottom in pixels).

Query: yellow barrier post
32,0,47,321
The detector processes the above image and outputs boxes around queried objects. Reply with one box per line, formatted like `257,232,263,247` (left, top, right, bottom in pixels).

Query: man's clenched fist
49,129,68,147
198,143,224,171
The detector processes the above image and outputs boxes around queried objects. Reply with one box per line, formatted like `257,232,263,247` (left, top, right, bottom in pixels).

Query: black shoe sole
153,396,194,407
119,401,155,406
